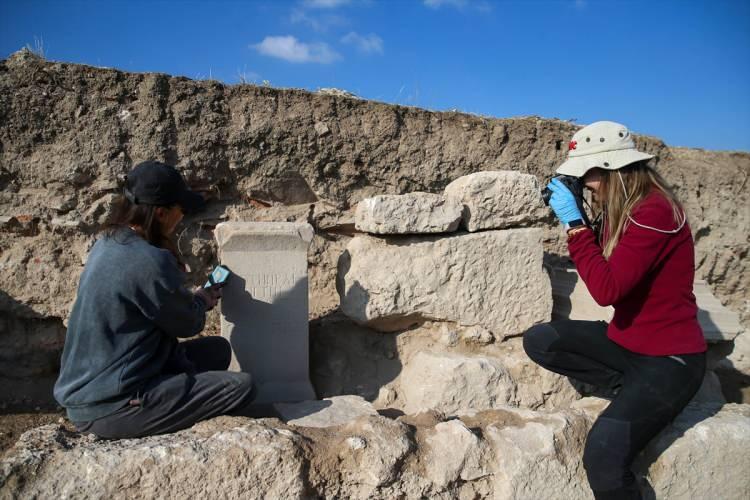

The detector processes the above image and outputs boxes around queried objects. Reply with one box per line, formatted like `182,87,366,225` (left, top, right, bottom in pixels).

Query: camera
541,175,591,225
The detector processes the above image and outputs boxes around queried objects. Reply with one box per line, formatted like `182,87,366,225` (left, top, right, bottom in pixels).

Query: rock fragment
354,192,462,234
423,419,492,487
444,170,547,232
337,416,413,490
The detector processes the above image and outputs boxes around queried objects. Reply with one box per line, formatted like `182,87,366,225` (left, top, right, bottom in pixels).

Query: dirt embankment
1,49,748,408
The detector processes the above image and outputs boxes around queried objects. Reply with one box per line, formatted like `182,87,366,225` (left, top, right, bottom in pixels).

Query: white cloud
290,8,348,32
252,36,341,64
304,0,350,8
341,32,383,54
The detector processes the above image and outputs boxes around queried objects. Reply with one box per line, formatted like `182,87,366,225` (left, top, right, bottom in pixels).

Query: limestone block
354,192,462,234
0,420,308,499
338,228,552,338
443,170,547,232
637,403,750,499
400,351,515,415
215,222,315,403
424,419,492,487
275,395,379,428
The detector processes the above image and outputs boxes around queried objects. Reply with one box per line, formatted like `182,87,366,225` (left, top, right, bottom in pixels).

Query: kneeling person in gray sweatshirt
54,161,255,439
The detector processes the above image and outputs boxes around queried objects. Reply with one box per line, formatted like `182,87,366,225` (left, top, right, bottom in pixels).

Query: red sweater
568,191,706,355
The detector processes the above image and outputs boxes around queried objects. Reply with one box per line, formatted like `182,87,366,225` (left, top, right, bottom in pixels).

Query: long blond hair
596,161,685,258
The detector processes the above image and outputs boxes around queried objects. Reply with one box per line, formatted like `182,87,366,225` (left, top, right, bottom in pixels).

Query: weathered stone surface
354,192,462,234
478,406,593,500
338,228,552,338
636,403,750,499
3,403,748,499
215,221,315,403
444,171,547,232
423,419,492,488
400,351,515,415
335,416,413,491
275,395,379,428
0,418,308,499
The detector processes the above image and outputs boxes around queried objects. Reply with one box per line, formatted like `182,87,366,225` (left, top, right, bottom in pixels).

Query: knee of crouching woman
522,323,557,364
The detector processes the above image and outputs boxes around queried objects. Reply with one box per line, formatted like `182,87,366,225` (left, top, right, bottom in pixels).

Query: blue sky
2,0,749,151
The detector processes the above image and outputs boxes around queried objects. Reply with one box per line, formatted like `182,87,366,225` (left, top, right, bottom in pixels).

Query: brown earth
1,48,748,413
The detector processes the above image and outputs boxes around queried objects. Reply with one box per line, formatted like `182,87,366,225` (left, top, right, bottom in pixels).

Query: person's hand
547,178,583,225
194,285,223,310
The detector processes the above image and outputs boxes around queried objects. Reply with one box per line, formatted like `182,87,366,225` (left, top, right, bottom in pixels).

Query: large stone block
354,192,463,234
338,228,552,338
444,170,547,232
400,351,515,415
215,222,315,403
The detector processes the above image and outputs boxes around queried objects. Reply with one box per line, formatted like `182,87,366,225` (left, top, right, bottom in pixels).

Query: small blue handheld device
204,265,231,288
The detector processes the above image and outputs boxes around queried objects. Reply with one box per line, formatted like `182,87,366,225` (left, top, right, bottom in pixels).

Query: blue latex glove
547,178,583,225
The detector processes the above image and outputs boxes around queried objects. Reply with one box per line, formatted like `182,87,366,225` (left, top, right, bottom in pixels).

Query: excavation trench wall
0,50,748,407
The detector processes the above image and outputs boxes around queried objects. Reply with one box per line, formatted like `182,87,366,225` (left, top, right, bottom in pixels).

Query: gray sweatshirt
54,228,207,422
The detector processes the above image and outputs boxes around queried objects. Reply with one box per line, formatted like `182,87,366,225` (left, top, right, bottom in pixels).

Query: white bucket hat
556,121,654,178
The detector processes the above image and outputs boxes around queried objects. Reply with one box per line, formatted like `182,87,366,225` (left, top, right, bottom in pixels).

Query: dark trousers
77,336,256,439
523,320,705,500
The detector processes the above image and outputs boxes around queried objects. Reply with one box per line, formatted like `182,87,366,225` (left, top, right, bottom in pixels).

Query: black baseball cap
124,160,205,213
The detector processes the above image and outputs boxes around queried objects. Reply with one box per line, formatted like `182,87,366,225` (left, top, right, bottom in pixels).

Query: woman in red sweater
523,121,706,500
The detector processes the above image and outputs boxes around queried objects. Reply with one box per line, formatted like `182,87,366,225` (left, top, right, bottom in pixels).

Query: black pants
523,320,705,500
76,336,257,439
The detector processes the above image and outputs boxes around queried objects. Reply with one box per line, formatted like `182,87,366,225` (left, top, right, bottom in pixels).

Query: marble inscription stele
215,222,316,403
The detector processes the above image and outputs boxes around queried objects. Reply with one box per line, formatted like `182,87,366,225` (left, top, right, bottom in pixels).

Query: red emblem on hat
568,140,577,151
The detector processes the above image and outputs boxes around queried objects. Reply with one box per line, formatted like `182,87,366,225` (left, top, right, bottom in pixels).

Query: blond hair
596,161,685,258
